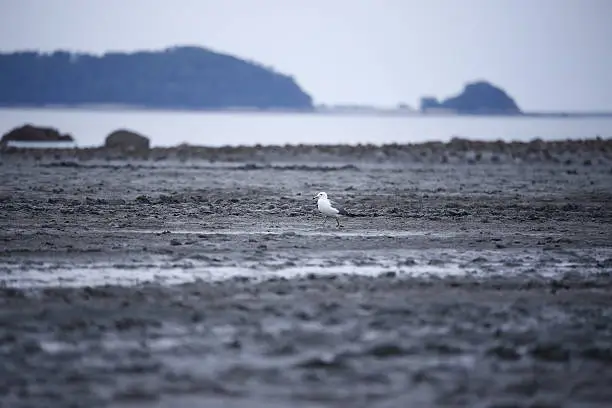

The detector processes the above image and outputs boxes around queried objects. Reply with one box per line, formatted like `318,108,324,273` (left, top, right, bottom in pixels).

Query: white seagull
313,191,354,228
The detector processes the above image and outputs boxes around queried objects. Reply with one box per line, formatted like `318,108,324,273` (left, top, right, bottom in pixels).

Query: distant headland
0,46,313,110
315,81,523,116
320,81,612,118
420,81,522,115
1,45,611,117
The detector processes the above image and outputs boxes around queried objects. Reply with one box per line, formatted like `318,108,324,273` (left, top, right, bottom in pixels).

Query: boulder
1,124,74,144
104,129,150,151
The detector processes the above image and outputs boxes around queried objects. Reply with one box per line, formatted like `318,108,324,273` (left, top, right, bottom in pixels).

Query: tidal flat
1,139,612,407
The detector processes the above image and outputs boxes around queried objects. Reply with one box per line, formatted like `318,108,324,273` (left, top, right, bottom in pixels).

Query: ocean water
1,107,611,147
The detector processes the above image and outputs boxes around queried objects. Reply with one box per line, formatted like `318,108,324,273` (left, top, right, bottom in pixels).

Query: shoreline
3,104,612,118
2,136,611,165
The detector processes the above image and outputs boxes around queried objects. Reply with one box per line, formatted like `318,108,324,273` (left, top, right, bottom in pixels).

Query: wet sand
1,139,612,407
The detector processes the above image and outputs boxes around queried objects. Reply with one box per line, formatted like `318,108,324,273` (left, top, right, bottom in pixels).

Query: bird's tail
338,208,365,217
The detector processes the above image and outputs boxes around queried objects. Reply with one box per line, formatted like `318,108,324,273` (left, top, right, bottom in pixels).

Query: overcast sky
1,0,611,111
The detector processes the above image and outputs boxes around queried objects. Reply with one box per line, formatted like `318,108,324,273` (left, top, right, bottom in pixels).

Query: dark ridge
3,137,611,165
37,162,360,172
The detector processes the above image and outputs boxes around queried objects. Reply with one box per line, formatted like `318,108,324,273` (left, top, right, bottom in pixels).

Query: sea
1,107,611,148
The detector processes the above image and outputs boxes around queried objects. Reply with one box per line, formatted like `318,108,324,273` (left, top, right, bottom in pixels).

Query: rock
420,81,521,114
1,124,74,144
104,129,150,151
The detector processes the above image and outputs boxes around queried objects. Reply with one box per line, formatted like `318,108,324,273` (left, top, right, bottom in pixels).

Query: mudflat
1,139,612,408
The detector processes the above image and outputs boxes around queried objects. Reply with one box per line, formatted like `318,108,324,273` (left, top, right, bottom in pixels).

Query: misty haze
1,2,611,408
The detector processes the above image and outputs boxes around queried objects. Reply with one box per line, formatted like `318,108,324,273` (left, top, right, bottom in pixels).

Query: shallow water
2,246,610,288
2,107,612,147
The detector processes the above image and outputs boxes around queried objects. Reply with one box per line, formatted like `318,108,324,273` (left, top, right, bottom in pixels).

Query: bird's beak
313,196,318,200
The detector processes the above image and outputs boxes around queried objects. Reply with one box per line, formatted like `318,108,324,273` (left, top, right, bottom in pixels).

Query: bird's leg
336,218,341,228
322,217,327,226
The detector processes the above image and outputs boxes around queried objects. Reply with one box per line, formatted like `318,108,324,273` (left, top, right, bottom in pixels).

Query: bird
313,191,354,228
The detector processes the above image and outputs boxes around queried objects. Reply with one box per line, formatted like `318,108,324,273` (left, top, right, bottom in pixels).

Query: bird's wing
329,199,348,214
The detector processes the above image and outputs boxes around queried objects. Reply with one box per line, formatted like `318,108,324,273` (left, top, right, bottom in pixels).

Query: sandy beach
1,139,612,407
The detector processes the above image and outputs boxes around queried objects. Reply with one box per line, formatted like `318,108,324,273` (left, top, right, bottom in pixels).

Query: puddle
1,248,610,289
0,262,466,289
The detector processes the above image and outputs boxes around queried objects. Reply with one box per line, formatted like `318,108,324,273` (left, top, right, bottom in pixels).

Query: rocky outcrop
1,124,74,144
420,81,521,114
104,129,150,151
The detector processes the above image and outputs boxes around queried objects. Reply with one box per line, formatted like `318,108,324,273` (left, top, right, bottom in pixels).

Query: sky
1,0,611,111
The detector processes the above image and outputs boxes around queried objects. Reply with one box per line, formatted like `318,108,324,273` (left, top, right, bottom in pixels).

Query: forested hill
0,46,314,110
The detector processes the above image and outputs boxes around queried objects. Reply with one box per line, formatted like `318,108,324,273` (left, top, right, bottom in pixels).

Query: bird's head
314,191,327,200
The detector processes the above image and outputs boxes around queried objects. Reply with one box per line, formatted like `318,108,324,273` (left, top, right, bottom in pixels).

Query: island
0,46,314,110
420,81,522,115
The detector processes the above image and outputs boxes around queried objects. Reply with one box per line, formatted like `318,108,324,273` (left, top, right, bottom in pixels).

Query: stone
104,129,150,151
1,124,74,144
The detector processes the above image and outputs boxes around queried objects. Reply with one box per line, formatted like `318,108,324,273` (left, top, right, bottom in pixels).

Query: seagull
313,191,354,228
